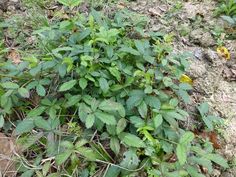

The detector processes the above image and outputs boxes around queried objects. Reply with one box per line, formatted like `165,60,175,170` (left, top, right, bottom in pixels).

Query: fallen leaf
180,74,193,85
7,49,21,64
194,130,221,149
217,46,231,60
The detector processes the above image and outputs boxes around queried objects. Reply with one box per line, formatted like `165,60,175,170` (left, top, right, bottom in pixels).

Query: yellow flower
180,74,193,85
217,46,231,60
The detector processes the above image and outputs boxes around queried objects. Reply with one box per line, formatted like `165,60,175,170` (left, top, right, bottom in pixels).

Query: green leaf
110,137,120,155
163,77,173,87
120,46,140,56
109,67,121,81
27,107,46,117
95,111,116,125
65,95,81,107
79,78,88,90
18,87,30,98
0,115,4,128
15,119,35,135
1,82,19,89
153,114,163,128
85,114,95,128
176,143,187,165
145,96,161,109
42,161,51,176
205,154,228,168
36,84,46,96
120,150,140,169
119,132,146,148
59,80,77,92
202,116,213,130
116,118,127,134
197,102,209,116
99,78,109,93
187,166,205,177
138,101,147,118
55,150,72,165
179,132,194,145
165,111,186,121
99,100,122,111
34,117,51,131
105,165,120,177
76,147,98,161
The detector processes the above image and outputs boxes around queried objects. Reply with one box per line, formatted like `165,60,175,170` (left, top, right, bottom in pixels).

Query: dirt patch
0,133,18,176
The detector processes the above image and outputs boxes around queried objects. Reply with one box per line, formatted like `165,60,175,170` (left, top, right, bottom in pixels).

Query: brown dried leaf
7,49,21,64
0,133,17,177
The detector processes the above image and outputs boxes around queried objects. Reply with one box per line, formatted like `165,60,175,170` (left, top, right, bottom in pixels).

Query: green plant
216,0,236,16
0,8,228,177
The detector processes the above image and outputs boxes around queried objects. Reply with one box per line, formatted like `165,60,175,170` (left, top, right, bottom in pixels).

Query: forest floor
0,0,236,176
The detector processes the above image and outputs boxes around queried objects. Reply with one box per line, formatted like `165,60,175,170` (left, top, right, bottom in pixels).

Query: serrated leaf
187,166,205,177
138,101,147,118
79,78,88,90
99,100,122,111
42,161,51,176
34,117,51,131
1,82,19,89
18,87,30,98
119,132,146,148
27,107,46,117
110,137,120,155
36,84,46,96
179,132,194,145
0,115,4,128
99,78,109,93
119,46,140,55
198,102,209,116
109,67,121,81
76,147,98,161
59,80,77,92
176,143,187,165
15,119,35,135
205,154,228,168
166,111,186,121
116,118,127,134
153,114,163,128
95,111,116,125
85,114,95,128
145,96,161,109
55,150,72,165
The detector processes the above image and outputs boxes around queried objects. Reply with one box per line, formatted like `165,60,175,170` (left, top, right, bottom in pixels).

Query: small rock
221,172,235,177
148,8,161,16
189,59,207,78
194,48,204,60
190,28,215,47
7,5,15,11
204,49,219,63
211,169,221,177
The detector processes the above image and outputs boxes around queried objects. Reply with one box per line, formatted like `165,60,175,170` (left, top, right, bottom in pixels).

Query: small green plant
0,7,228,177
216,0,236,16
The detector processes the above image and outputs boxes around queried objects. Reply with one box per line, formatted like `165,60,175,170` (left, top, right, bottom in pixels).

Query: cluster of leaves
216,0,236,26
0,6,228,177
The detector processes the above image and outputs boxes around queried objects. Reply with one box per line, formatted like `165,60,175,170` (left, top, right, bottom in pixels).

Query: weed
0,2,228,177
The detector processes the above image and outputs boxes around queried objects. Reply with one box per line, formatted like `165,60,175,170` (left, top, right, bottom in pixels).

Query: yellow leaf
180,74,193,85
217,46,231,60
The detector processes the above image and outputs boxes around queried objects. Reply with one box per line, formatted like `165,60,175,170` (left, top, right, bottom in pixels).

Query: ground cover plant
0,1,230,176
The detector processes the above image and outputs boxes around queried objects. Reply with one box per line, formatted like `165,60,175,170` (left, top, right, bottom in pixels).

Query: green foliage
216,0,236,17
0,7,228,177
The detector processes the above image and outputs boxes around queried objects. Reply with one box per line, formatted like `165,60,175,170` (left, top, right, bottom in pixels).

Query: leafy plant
216,0,236,17
0,7,228,177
